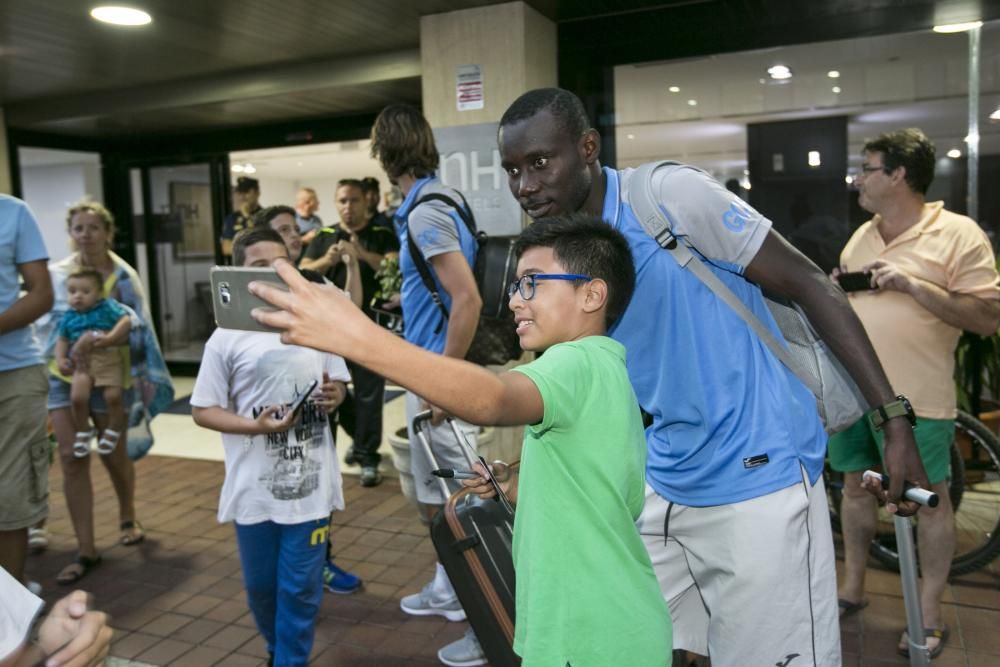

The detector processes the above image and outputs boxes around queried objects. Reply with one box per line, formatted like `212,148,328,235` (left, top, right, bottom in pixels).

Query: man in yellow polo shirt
830,128,1000,658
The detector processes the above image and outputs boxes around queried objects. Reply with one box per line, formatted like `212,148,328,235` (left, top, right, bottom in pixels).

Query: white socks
432,561,456,598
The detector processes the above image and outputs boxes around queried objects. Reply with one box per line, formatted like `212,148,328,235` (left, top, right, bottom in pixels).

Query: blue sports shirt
0,196,49,372
605,166,827,506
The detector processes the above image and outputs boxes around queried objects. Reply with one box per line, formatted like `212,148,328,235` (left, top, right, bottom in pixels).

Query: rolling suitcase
412,410,520,667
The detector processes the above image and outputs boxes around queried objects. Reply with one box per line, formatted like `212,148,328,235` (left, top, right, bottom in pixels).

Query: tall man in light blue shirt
0,195,53,586
498,88,928,666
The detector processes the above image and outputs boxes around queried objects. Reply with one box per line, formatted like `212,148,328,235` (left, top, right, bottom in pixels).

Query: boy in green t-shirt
251,214,672,666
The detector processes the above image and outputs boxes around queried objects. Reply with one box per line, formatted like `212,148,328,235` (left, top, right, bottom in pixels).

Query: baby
54,267,131,457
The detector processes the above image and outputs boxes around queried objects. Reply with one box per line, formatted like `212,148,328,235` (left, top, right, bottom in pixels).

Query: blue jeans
234,518,329,667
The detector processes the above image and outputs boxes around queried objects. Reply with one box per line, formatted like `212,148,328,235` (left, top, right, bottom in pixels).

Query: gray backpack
627,160,867,434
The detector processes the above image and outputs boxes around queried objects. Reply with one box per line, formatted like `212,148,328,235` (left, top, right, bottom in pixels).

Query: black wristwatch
868,395,916,431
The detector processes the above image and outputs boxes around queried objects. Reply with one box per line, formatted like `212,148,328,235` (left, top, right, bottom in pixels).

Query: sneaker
323,559,362,594
360,466,384,487
437,628,487,667
400,579,466,622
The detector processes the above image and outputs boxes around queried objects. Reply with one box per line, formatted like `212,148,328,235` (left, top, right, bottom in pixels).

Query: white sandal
96,429,120,456
73,430,95,458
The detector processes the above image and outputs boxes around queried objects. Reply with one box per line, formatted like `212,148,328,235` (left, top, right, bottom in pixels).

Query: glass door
130,159,228,367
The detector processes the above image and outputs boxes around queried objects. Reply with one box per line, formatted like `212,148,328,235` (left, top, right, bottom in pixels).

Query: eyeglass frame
507,273,593,301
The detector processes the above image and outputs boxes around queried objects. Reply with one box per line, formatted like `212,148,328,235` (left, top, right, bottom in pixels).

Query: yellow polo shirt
841,201,999,419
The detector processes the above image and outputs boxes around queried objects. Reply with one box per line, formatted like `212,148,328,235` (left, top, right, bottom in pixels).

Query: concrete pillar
417,2,558,465
0,109,11,195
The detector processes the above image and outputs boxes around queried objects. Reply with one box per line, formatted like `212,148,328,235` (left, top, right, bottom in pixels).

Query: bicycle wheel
865,411,1000,575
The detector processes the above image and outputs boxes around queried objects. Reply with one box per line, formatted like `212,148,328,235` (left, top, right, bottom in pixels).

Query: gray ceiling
0,0,550,135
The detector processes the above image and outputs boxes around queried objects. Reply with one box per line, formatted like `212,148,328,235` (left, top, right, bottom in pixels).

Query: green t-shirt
511,336,672,666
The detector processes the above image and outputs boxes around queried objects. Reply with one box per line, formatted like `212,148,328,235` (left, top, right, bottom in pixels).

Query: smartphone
837,271,875,293
210,266,288,332
288,380,319,420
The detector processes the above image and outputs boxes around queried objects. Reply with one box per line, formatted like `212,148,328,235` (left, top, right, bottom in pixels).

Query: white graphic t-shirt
190,329,351,525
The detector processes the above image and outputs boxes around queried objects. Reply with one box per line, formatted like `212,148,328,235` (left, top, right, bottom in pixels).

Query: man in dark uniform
220,177,262,260
361,176,394,230
301,179,399,486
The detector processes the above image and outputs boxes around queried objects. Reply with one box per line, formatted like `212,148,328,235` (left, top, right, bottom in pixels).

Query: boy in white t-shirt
191,227,352,667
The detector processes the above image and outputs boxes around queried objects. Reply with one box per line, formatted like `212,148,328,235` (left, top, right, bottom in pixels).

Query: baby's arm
54,336,74,376
192,405,297,436
92,315,130,349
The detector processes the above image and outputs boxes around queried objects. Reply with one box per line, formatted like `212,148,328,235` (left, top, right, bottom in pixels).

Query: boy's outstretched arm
250,259,543,427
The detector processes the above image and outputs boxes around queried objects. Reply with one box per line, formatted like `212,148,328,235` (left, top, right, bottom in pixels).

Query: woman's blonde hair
66,200,115,250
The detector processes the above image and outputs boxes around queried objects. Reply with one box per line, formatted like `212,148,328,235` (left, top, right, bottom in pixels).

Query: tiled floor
23,410,1000,666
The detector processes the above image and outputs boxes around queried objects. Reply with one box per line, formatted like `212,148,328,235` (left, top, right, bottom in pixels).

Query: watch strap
869,396,915,430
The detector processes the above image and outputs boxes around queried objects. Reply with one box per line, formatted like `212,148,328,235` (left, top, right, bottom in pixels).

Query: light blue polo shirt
0,195,49,371
394,177,478,354
605,166,826,506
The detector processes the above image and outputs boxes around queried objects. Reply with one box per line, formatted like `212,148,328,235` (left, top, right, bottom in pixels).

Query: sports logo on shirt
721,200,754,233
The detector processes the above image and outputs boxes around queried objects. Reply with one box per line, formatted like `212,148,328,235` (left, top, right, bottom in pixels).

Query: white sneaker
400,579,466,622
438,628,487,667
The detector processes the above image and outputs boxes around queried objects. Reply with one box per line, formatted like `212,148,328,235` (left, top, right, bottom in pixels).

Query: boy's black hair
232,227,286,266
234,176,260,193
251,205,296,228
514,214,635,328
499,88,591,142
360,177,380,194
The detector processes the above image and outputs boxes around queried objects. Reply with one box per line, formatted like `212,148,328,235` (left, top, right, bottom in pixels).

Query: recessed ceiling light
231,164,245,173
767,65,793,80
90,6,152,26
627,134,635,140
827,70,841,79
808,151,822,167
845,174,854,184
832,86,842,94
687,99,698,106
947,148,962,158
933,21,982,33
243,164,257,174
990,106,1000,121
668,86,680,93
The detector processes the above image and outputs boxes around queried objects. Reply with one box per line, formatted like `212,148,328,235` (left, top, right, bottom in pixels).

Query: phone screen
289,380,319,419
837,271,875,293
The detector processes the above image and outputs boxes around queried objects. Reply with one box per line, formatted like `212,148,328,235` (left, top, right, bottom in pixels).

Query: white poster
456,64,484,111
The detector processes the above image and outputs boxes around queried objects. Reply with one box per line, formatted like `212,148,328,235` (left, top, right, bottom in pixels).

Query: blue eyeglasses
507,273,592,301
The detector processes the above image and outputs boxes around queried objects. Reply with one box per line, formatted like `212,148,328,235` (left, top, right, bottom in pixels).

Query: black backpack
405,192,522,366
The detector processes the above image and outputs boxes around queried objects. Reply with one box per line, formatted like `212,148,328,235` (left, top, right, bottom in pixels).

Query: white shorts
637,466,840,666
405,392,478,505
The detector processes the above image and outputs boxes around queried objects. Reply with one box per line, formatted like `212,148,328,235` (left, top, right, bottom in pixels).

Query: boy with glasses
251,214,673,666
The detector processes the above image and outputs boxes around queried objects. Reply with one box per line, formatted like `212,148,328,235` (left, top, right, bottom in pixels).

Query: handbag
627,160,867,434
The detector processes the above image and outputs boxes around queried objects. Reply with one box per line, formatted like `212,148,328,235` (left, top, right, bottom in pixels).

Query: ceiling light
668,86,680,93
767,65,793,80
90,6,152,26
947,149,961,158
627,134,635,140
243,164,257,174
832,86,841,94
231,164,245,173
845,174,854,184
990,106,1000,121
740,176,751,190
933,21,982,33
687,99,698,106
827,70,841,79
808,151,822,167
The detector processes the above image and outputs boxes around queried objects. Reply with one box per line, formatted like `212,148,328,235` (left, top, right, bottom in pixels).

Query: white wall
19,160,104,262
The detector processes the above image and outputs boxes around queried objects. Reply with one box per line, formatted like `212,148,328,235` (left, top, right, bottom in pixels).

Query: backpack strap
627,161,812,386
404,192,477,334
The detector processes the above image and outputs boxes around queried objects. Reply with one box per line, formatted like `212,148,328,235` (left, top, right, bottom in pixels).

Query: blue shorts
47,374,134,412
